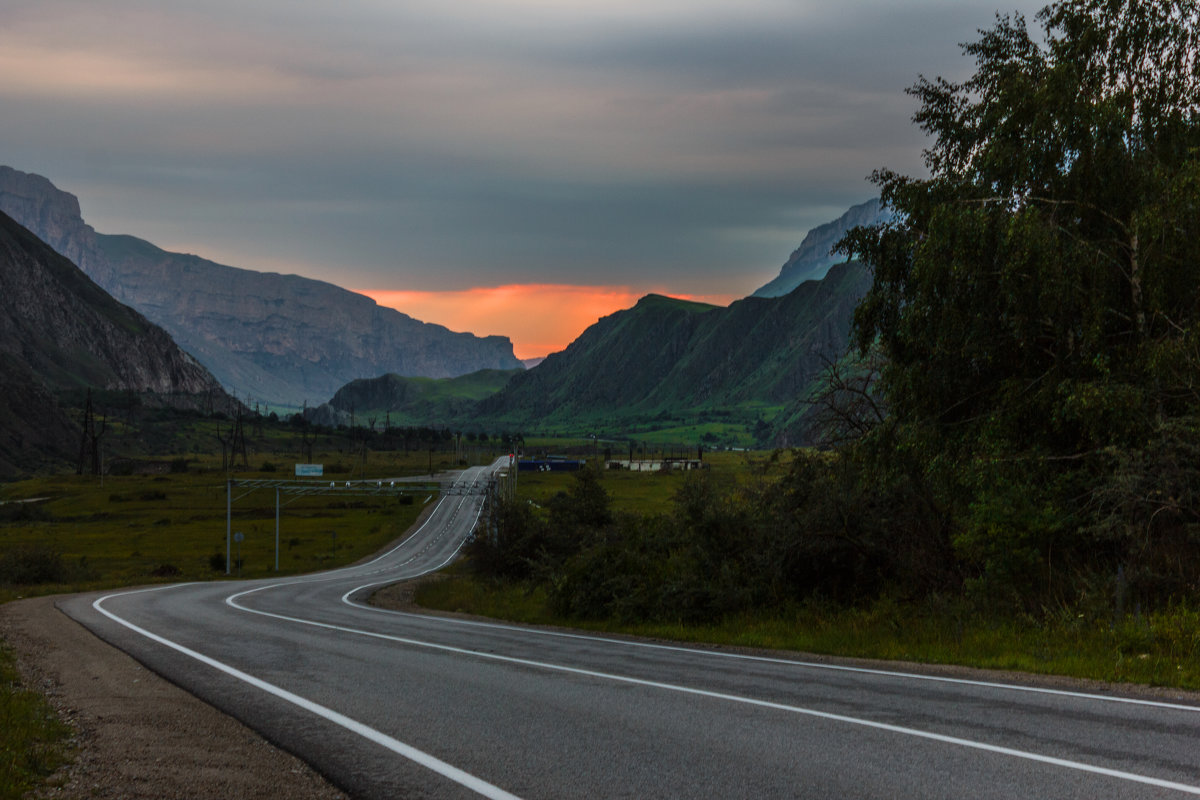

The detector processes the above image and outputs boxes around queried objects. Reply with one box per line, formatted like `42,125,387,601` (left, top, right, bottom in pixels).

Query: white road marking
225,590,1200,795
343,597,1200,714
92,588,520,800
89,469,519,800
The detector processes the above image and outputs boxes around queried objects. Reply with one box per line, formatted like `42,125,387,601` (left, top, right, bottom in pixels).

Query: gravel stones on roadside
0,596,349,799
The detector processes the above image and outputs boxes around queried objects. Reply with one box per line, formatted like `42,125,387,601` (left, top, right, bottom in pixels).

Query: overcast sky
1,0,1045,356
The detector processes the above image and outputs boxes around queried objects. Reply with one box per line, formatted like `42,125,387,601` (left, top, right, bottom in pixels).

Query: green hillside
329,368,523,425
474,263,870,444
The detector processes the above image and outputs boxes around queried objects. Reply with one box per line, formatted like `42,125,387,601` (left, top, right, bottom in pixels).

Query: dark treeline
470,461,951,623
286,412,522,452
470,0,1200,624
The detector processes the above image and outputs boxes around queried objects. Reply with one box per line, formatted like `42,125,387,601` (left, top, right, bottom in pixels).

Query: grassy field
0,443,454,800
0,473,430,602
514,450,790,515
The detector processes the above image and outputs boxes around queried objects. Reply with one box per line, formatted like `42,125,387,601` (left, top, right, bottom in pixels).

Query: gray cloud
0,0,1046,295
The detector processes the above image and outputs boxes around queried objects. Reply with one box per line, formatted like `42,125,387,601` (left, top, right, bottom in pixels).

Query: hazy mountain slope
94,232,523,406
0,353,79,477
0,211,225,397
476,295,718,421
665,262,873,405
752,199,891,297
0,210,231,474
327,369,522,425
476,262,871,436
0,166,523,407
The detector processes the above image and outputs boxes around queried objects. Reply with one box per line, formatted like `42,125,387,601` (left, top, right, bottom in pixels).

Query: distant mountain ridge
0,166,523,407
475,262,872,439
315,368,524,428
0,209,232,475
752,198,891,298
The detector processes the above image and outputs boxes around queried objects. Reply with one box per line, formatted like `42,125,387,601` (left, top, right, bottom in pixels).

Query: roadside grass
414,570,1200,691
0,643,71,800
414,449,1200,692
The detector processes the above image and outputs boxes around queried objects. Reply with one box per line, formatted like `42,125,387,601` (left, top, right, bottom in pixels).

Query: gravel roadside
0,596,349,800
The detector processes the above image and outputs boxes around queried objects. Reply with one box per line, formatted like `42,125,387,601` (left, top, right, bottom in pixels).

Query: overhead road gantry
224,478,441,575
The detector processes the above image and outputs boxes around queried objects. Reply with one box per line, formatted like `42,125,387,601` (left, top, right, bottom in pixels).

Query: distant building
606,459,705,472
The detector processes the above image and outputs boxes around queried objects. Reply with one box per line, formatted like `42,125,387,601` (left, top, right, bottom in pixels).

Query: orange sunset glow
360,284,737,360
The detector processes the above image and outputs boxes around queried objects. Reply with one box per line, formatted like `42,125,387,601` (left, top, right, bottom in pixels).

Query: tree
838,0,1200,604
844,0,1200,451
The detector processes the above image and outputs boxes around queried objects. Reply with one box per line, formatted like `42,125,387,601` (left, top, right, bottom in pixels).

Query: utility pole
275,487,280,572
225,478,232,575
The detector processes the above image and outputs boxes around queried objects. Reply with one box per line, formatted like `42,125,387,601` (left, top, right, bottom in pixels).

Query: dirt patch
0,596,349,800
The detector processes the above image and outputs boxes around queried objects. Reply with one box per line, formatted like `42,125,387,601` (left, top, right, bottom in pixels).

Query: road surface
59,461,1200,798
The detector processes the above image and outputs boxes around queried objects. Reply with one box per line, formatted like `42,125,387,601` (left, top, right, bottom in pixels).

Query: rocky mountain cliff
752,198,891,298
0,209,231,475
476,262,872,441
0,166,523,407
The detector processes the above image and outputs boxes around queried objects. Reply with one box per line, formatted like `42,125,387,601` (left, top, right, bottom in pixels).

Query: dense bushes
470,458,965,624
0,546,68,585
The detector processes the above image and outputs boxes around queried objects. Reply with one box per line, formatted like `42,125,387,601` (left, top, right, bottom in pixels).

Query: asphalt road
60,461,1200,799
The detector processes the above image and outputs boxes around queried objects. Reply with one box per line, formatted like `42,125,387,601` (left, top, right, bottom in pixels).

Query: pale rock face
0,207,237,475
0,166,523,407
0,167,116,287
0,208,230,398
752,198,893,298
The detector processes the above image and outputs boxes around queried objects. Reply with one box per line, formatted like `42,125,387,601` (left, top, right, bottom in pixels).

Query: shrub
0,546,67,585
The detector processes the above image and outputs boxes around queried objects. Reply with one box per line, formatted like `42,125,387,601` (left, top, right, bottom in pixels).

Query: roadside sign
295,463,324,476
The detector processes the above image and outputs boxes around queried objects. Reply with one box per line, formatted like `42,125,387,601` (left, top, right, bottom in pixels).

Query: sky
1,0,1046,358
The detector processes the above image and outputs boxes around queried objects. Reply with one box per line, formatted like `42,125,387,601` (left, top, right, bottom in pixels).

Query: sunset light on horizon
360,284,738,360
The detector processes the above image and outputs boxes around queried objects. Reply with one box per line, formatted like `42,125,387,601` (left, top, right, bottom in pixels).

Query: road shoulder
0,596,348,800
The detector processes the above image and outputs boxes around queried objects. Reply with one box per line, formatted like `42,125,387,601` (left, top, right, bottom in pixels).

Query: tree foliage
838,0,1200,606
471,1,1200,622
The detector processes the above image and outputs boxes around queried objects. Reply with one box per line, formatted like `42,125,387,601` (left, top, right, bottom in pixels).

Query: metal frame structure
224,478,441,575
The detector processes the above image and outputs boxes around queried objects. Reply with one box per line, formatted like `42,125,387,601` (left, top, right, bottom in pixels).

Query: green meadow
0,445,464,604
0,438,452,799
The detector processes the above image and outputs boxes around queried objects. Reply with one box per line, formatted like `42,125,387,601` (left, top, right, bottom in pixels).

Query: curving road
59,461,1200,799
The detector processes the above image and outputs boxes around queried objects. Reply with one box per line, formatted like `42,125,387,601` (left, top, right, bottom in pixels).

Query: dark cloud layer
1,1,1046,295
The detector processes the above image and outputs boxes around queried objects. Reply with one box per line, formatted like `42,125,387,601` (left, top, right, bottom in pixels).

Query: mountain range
1,163,883,457
473,261,872,443
0,209,231,476
0,166,523,408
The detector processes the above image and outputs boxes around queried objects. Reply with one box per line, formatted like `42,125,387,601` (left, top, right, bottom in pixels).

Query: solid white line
223,592,1200,795
92,584,519,797
226,493,482,610
341,599,1200,713
88,473,520,800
